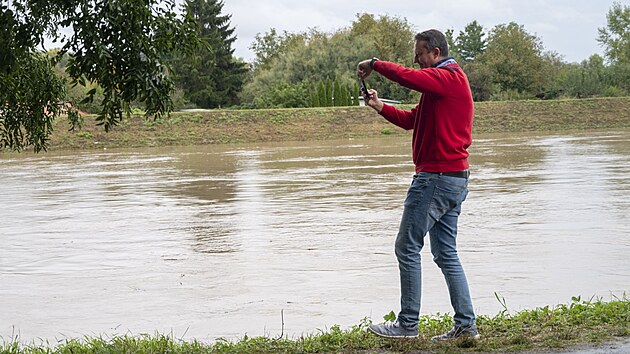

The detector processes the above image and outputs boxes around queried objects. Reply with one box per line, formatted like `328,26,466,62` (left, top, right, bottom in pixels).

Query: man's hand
357,59,373,79
365,89,384,113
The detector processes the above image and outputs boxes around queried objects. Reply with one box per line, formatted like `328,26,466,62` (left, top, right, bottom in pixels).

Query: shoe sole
368,326,418,339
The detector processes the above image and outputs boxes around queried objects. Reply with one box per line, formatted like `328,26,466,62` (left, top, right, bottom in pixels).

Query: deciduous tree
240,13,417,108
0,0,199,151
477,22,549,98
597,1,630,64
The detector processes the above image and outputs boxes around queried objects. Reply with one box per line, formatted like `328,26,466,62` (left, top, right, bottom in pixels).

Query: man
357,29,479,341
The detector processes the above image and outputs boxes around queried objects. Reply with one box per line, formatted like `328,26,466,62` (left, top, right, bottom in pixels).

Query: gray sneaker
368,321,418,339
431,324,480,341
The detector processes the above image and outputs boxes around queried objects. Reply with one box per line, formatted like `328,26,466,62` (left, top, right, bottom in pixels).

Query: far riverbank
46,97,630,151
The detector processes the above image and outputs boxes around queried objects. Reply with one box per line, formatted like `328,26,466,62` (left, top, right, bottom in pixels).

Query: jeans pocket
430,178,467,219
404,176,431,207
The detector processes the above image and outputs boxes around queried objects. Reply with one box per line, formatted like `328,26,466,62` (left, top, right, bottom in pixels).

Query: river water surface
1,130,629,343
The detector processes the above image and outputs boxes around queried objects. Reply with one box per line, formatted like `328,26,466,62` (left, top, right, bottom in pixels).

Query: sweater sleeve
373,60,448,96
378,103,418,131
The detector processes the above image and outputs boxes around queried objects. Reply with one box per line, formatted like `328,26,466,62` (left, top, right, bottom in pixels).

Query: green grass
43,96,630,151
2,295,629,353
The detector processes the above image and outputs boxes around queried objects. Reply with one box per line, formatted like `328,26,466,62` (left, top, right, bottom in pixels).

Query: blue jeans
395,172,475,329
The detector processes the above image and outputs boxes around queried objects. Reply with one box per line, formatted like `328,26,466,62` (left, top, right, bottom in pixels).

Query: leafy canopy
241,13,416,108
0,0,199,151
477,22,548,95
597,1,630,64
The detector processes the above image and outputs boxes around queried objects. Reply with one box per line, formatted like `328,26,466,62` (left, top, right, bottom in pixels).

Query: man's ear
432,47,441,58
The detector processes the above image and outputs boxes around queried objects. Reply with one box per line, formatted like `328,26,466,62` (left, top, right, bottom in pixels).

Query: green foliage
441,18,630,101
445,29,457,57
2,296,629,353
609,61,630,92
325,77,333,107
240,13,417,108
477,22,551,99
602,85,628,97
341,84,351,106
5,2,628,151
0,0,200,151
170,0,247,109
557,55,606,98
464,62,494,101
383,310,396,321
447,21,490,101
62,1,199,129
550,54,630,99
249,28,305,72
333,76,342,106
0,53,69,151
252,82,309,108
536,51,565,99
241,14,630,106
332,77,352,107
317,80,326,107
450,20,487,63
597,1,630,64
351,13,413,63
349,14,416,103
249,28,283,71
49,50,104,114
310,86,321,107
170,87,196,111
308,78,354,107
76,131,93,139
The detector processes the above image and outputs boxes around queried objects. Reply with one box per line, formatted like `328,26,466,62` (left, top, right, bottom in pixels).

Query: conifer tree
333,77,342,106
317,80,324,107
310,87,321,107
340,85,350,106
325,77,333,106
172,0,247,108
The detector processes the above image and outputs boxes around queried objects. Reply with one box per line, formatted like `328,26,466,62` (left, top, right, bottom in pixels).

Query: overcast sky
222,0,628,64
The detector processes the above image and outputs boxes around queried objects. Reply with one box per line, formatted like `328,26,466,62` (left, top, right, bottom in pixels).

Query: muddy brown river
1,130,629,342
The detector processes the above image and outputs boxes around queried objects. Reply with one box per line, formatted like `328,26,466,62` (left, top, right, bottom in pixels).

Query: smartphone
360,79,370,100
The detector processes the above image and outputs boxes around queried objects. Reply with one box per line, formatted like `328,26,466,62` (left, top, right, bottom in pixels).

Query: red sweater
373,60,473,173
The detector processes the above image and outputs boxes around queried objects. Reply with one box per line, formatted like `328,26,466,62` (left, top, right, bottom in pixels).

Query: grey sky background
222,0,629,64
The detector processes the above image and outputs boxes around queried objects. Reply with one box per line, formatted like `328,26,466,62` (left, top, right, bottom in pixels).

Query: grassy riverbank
46,97,630,151
2,296,629,353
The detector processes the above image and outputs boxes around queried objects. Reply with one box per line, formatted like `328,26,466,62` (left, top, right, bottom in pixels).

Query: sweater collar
432,56,457,68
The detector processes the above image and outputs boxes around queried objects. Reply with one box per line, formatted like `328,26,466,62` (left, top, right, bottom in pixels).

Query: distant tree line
203,1,630,108
47,1,630,112
238,3,630,109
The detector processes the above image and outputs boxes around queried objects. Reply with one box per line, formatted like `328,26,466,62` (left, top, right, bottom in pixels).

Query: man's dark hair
415,29,449,56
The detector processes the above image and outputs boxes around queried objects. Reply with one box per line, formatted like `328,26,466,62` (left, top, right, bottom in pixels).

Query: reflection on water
1,130,629,343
